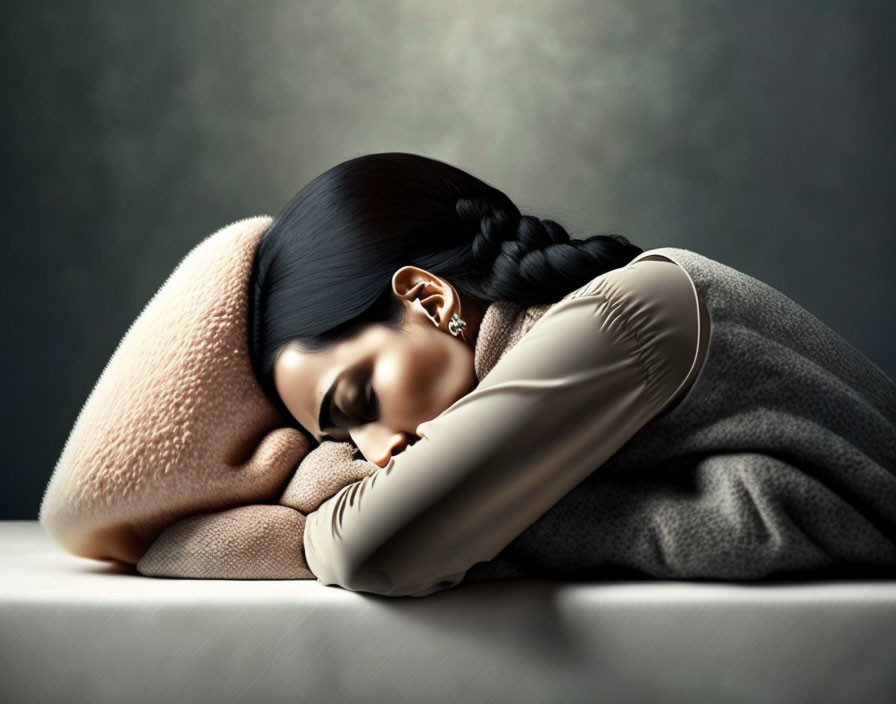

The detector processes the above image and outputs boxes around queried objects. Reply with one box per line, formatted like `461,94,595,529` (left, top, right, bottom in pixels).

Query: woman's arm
303,259,702,597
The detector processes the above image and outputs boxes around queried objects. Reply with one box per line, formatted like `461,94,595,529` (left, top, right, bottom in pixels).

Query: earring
448,312,467,339
416,278,466,339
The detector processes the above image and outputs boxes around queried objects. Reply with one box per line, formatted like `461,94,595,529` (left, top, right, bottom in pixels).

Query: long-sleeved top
302,252,709,596
461,247,896,587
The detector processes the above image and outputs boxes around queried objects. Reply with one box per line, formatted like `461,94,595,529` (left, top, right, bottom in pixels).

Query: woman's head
273,265,487,467
248,152,642,463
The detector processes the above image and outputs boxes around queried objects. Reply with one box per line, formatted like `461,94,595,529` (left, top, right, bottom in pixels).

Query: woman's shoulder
558,248,694,304
542,248,710,413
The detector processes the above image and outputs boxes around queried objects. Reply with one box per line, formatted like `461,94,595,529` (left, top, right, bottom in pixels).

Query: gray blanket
463,247,896,583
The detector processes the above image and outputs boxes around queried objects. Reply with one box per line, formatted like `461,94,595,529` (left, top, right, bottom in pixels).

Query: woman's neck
471,298,553,382
457,294,489,353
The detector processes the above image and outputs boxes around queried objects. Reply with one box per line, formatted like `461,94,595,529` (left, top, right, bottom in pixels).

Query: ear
136,504,315,580
390,265,460,333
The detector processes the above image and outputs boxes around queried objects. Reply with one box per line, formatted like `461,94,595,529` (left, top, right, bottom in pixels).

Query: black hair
248,152,643,422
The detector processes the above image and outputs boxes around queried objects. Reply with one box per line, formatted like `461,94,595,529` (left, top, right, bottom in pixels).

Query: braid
455,195,643,306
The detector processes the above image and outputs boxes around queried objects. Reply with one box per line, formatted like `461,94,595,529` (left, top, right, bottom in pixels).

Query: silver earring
448,313,467,338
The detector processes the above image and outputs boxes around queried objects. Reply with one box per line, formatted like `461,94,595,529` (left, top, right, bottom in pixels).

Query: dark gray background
2,0,894,519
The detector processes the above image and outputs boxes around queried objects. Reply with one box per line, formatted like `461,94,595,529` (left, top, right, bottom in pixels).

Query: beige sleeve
302,258,704,597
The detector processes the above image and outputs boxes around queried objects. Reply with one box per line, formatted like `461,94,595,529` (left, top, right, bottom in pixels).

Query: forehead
273,341,335,435
272,325,390,429
276,323,383,375
275,341,330,383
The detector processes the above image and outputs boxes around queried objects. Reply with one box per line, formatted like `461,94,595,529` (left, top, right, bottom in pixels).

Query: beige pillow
39,216,312,568
135,440,378,579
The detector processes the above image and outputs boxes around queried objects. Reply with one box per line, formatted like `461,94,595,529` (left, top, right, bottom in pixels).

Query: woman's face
273,266,485,468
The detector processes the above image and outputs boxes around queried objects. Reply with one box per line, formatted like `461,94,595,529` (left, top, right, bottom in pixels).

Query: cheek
379,337,475,420
406,335,475,420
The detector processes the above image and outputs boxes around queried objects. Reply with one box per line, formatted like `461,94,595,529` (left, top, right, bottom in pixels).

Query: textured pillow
135,440,379,579
39,216,312,567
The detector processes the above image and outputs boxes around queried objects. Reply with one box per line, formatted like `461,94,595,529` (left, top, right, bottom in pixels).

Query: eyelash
324,378,378,440
362,378,379,422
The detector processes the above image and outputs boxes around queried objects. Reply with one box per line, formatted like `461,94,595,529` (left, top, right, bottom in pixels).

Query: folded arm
303,258,701,597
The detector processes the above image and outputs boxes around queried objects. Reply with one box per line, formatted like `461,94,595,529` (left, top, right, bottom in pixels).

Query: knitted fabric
464,247,896,584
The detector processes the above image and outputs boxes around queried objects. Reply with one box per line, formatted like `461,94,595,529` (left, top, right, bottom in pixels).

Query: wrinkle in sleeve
303,260,701,597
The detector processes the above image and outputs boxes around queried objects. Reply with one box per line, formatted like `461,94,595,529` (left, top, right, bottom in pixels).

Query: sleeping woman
248,152,896,597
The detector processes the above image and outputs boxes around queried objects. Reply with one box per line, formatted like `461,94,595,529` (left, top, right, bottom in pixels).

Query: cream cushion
39,216,312,566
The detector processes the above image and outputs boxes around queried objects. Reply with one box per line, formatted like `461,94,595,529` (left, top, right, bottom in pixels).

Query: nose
361,430,414,469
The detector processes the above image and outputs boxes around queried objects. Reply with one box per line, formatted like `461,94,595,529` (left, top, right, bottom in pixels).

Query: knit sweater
463,246,896,584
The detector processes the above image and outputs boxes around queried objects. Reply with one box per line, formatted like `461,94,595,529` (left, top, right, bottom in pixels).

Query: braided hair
454,195,642,304
249,152,642,419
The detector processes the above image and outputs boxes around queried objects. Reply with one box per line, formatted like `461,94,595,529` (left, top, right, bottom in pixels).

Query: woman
249,152,896,597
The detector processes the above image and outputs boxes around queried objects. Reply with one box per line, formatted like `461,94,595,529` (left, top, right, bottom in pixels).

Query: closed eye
319,403,337,441
320,377,377,443
364,378,379,422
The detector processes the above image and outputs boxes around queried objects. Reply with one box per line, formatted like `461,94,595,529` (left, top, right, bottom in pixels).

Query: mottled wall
2,0,895,518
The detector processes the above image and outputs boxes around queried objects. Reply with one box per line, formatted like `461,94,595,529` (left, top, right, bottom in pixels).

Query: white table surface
3,520,896,704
